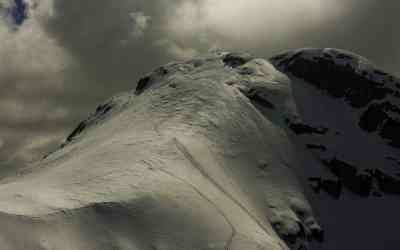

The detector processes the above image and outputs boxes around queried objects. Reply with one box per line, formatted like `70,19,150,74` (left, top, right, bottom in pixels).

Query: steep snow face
271,48,400,199
0,52,322,250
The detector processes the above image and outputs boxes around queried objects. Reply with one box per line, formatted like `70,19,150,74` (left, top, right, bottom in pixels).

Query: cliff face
271,48,400,250
271,48,400,199
0,49,398,250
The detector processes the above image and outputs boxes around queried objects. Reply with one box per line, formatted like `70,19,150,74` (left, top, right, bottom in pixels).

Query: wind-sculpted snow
270,48,400,199
0,52,323,250
3,49,398,250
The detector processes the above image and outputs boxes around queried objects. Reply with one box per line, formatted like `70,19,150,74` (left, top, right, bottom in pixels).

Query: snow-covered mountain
0,49,398,250
271,48,400,199
270,48,400,250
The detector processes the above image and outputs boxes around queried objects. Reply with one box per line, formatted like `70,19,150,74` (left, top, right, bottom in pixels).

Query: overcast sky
0,0,399,173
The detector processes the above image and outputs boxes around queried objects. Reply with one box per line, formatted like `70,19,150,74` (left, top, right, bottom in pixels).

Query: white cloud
0,1,72,87
165,0,349,50
155,38,198,60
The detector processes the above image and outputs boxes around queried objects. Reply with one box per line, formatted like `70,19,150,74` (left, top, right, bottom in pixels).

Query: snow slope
0,52,323,250
1,48,398,250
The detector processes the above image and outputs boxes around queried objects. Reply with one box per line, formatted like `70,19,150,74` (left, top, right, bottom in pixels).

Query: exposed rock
64,96,124,144
66,121,86,142
370,169,400,195
309,158,400,198
222,52,253,68
286,120,328,135
359,102,400,148
322,158,372,197
380,119,400,148
271,48,400,150
239,87,276,109
306,144,327,152
309,177,343,199
271,49,393,108
135,75,151,95
359,103,389,132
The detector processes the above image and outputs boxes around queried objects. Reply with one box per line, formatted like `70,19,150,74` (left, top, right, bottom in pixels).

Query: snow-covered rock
271,48,400,199
0,48,398,250
0,51,323,250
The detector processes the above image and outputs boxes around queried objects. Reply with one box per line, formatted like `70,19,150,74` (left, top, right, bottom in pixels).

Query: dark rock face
270,48,400,201
359,102,400,148
323,158,373,197
65,101,115,143
359,103,389,132
310,226,325,243
309,178,342,200
369,169,400,195
271,49,400,150
306,144,327,152
222,52,253,68
272,50,390,108
95,103,113,115
250,94,276,109
66,122,86,143
135,76,151,95
239,87,276,109
308,158,400,199
238,67,256,75
380,119,400,148
285,119,328,135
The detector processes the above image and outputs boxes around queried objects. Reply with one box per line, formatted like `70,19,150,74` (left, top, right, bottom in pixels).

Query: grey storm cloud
0,0,399,174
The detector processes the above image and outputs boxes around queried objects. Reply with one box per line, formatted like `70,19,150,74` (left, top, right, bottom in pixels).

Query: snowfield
0,49,398,250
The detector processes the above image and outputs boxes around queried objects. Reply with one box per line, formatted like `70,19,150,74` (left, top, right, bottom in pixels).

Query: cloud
1,0,399,173
154,38,198,59
0,1,73,171
0,0,177,172
167,0,346,46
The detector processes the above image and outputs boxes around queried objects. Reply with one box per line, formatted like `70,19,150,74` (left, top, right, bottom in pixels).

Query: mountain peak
0,49,399,250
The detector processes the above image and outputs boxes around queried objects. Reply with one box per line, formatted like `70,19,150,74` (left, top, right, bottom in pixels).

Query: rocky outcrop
271,49,397,108
359,102,400,148
271,48,400,201
271,48,400,150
